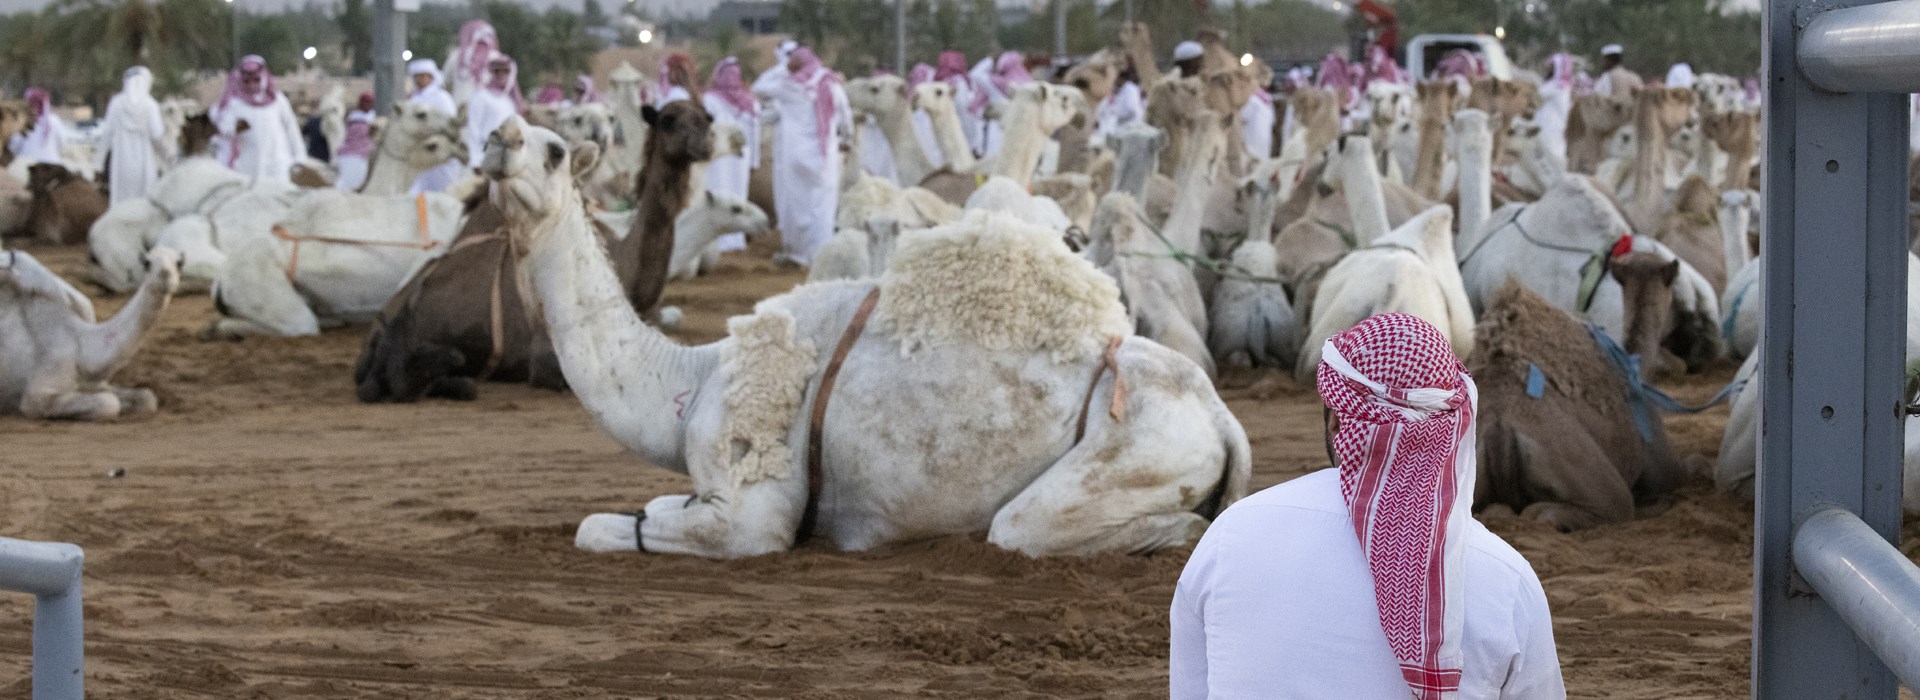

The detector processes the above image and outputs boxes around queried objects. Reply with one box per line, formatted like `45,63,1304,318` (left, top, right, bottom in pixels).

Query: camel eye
731,206,741,214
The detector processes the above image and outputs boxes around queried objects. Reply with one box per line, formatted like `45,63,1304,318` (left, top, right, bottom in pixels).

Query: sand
0,241,1791,698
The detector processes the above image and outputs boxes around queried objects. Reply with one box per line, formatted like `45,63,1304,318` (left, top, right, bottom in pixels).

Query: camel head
387,102,469,169
25,163,78,196
1468,77,1541,119
1063,55,1118,102
910,82,954,115
1668,118,1701,159
1178,109,1231,174
1701,111,1757,154
1574,93,1635,136
695,190,771,237
143,246,183,296
1010,83,1087,134
847,75,911,118
1637,87,1698,135
640,100,714,167
1503,119,1544,160
1314,133,1374,197
556,103,615,152
482,116,598,234
1415,81,1464,124
1609,248,1681,378
608,61,646,107
524,103,561,130
1367,83,1414,129
180,113,217,158
710,122,746,160
1149,77,1207,125
1118,21,1152,52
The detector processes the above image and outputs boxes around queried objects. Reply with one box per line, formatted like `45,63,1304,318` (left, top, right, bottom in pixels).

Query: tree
339,0,372,73
581,0,606,28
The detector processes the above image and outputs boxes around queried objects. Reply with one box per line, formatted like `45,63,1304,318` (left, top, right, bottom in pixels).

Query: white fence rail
0,537,85,700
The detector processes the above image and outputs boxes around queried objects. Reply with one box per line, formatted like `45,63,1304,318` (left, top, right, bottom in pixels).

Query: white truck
1404,34,1515,80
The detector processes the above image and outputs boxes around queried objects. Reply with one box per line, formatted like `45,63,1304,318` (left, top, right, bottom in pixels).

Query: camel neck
1454,121,1493,242
990,104,1048,185
522,195,717,472
78,269,171,380
1339,142,1391,245
924,101,976,172
872,106,934,184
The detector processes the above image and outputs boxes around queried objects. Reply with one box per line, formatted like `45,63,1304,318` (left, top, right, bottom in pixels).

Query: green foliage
338,0,372,74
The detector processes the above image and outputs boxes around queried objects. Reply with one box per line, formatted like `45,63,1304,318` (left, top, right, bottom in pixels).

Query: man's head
1172,40,1204,77
1600,43,1623,72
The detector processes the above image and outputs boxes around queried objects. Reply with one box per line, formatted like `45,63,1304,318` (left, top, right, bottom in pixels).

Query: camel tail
1199,395,1254,519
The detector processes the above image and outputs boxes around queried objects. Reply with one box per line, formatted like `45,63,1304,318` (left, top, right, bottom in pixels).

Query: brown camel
1466,77,1540,162
355,195,567,403
1654,175,1725,291
1410,80,1461,199
1565,93,1635,175
1471,282,1681,531
1610,248,1688,378
1625,87,1700,234
1701,111,1757,191
179,113,219,159
0,101,29,166
1287,88,1340,167
1145,76,1205,178
616,101,713,318
1117,22,1162,87
24,163,106,245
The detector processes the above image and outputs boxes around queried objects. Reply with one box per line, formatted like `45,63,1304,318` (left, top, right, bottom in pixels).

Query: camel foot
575,513,640,553
114,388,158,415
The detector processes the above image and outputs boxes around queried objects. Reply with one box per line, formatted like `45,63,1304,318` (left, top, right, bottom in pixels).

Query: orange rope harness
271,193,438,282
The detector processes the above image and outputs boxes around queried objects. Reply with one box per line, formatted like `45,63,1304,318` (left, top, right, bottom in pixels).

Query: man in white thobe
1593,44,1641,98
752,46,851,266
211,55,303,183
97,66,167,204
407,58,463,193
1172,314,1565,700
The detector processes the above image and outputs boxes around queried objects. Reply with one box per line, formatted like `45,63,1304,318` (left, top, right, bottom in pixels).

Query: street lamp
638,28,653,44
303,46,317,61
1494,25,1506,39
402,49,413,61
1239,53,1253,67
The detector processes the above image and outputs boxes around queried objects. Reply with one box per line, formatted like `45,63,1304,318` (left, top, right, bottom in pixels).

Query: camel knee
989,510,1209,556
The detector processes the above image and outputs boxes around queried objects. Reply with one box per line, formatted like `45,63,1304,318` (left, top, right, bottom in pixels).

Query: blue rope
1583,323,1748,443
1722,280,1754,342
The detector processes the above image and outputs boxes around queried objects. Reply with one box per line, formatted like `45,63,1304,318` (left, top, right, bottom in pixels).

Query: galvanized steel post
0,537,85,700
1756,0,1915,697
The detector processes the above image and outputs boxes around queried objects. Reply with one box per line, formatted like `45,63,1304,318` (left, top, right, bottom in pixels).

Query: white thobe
950,78,986,156
1537,82,1575,162
968,59,1014,157
213,95,303,183
1171,469,1566,700
856,115,898,182
1094,82,1144,141
463,90,519,168
657,85,692,106
702,92,760,252
9,116,67,166
409,86,464,193
100,90,166,204
1239,94,1276,160
753,72,851,265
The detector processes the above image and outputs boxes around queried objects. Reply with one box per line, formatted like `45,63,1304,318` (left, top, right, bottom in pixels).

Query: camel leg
110,387,158,415
22,391,122,421
1511,429,1636,532
987,373,1230,556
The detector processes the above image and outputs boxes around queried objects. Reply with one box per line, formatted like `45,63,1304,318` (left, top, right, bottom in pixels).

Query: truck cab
1405,34,1514,80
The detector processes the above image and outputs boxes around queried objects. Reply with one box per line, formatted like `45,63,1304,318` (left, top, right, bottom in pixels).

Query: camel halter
271,194,438,282
793,287,1129,546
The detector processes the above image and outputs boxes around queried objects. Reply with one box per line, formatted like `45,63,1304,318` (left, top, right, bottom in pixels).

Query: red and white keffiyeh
1315,313,1478,700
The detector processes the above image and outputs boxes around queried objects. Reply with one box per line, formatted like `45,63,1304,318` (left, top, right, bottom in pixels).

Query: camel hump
875,210,1130,364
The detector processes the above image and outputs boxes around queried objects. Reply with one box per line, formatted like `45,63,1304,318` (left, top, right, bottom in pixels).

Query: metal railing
0,537,85,700
1757,0,1920,697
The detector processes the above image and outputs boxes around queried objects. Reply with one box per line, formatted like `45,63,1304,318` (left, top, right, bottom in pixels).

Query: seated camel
1295,206,1475,382
1,247,180,420
1472,283,1681,531
483,117,1250,558
355,195,566,403
25,163,106,246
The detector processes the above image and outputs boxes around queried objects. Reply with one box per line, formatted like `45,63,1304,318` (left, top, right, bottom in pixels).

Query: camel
485,119,1250,557
1086,192,1214,379
1105,124,1165,201
1159,110,1233,263
354,197,565,403
1287,88,1341,171
1,247,180,420
1028,174,1096,232
1471,282,1680,531
911,81,978,175
1208,172,1296,369
1146,76,1206,178
1272,144,1438,322
1621,87,1698,233
0,169,27,236
1701,111,1757,192
962,176,1074,233
986,83,1086,187
1654,176,1728,292
1500,118,1566,200
24,163,106,245
1118,22,1162,87
808,214,904,283
554,102,623,206
847,76,937,187
1406,81,1464,200
1464,76,1541,157
1061,52,1118,104
208,189,466,336
1367,82,1417,182
667,191,771,281
318,87,347,160
359,102,469,195
612,101,712,319
1566,93,1635,175
1296,206,1474,381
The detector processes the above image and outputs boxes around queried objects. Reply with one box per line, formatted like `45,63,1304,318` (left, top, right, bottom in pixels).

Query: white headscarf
1665,63,1696,89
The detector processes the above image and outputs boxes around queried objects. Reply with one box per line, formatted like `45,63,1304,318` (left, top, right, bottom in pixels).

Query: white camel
209,189,466,336
1087,192,1214,379
483,118,1250,558
605,61,649,191
1105,123,1166,201
847,75,938,186
1297,206,1475,381
808,215,904,283
667,191,771,281
1,247,180,420
1208,171,1296,369
985,83,1086,186
357,102,469,195
555,102,623,206
911,81,978,174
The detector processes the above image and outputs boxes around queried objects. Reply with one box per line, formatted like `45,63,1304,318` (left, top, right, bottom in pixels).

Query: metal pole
229,1,239,66
1755,0,1912,697
1794,509,1920,691
1797,0,1920,94
1054,0,1067,59
371,0,402,113
0,538,85,700
895,0,906,75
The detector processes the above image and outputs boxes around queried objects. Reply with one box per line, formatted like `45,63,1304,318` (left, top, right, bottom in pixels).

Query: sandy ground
0,239,1843,698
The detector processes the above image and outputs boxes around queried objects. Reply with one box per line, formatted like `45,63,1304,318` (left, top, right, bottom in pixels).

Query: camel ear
642,104,661,126
1662,260,1681,286
391,103,407,117
569,142,599,179
705,190,716,206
